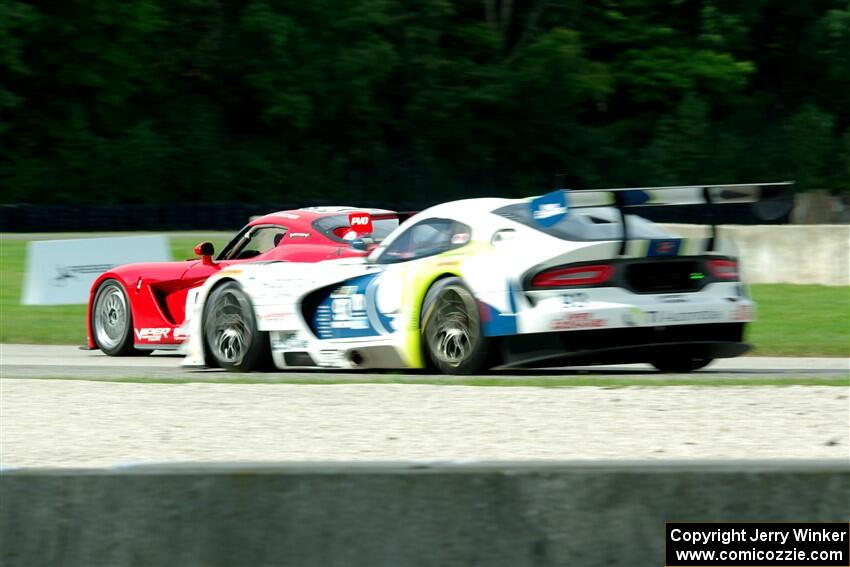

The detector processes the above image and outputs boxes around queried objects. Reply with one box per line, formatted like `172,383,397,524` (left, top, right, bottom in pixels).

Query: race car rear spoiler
372,211,419,225
556,180,794,254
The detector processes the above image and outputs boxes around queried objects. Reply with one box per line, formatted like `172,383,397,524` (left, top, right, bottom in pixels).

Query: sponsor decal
53,263,115,286
658,294,689,303
530,190,569,227
651,310,722,323
316,349,345,367
330,293,368,329
647,239,682,257
623,308,723,326
275,212,300,220
134,327,171,342
173,327,189,340
622,307,645,327
312,272,396,339
731,304,753,321
334,285,358,296
347,212,373,235
451,232,470,245
289,232,310,239
551,312,606,330
272,335,309,350
261,311,293,321
559,292,590,307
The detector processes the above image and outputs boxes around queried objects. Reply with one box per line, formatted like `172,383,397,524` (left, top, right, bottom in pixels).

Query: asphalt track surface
1,344,847,380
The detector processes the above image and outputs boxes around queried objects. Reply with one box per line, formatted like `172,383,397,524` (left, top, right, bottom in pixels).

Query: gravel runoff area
1,379,847,468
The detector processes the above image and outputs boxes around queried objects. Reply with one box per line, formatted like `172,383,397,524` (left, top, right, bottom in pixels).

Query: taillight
707,259,739,280
531,264,613,288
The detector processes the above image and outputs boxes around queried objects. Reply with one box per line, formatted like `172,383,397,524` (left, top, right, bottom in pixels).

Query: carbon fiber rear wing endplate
552,179,794,254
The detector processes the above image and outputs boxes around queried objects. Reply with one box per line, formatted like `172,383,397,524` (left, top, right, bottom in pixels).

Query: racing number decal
330,293,366,323
312,275,391,339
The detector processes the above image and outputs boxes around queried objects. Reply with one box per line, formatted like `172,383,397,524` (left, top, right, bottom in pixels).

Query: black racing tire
651,356,714,373
202,281,271,372
91,279,150,356
420,277,492,375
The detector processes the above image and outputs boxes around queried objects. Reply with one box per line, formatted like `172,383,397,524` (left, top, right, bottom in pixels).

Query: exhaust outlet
347,350,364,367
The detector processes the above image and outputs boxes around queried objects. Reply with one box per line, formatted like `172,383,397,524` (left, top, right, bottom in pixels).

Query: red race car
86,207,402,355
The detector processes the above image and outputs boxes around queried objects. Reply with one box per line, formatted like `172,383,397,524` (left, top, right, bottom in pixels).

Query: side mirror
350,238,367,251
194,242,215,266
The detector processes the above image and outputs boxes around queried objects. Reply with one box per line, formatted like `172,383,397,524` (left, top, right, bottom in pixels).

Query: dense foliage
1,0,849,204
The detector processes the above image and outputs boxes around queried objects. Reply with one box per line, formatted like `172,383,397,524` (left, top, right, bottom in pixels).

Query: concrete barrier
663,224,850,285
2,461,848,567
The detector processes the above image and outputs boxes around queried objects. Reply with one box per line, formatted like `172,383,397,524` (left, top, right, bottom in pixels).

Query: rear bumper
500,322,748,368
514,283,754,336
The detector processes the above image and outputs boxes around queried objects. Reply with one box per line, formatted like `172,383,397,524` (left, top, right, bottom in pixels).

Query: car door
169,225,287,320
182,224,289,280
304,219,469,340
375,218,472,311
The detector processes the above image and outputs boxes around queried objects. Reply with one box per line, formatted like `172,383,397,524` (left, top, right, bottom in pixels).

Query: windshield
492,205,674,241
375,218,471,264
312,214,400,244
216,225,287,260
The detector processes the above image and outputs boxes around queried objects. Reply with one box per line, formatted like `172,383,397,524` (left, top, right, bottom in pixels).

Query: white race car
182,183,788,374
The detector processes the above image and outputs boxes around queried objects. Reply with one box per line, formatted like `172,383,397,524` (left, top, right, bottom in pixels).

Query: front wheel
202,281,271,371
92,279,149,356
651,356,714,373
421,277,492,375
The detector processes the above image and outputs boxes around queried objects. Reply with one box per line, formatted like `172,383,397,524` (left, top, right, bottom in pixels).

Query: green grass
12,374,850,387
1,234,848,356
747,284,849,356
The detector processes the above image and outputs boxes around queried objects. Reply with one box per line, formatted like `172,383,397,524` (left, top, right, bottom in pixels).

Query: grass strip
7,374,848,387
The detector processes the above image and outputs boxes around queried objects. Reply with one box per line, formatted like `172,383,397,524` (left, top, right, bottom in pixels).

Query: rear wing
370,211,419,225
390,211,419,225
540,180,794,254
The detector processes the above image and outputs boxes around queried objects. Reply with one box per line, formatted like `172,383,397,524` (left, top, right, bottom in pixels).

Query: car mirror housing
194,242,215,265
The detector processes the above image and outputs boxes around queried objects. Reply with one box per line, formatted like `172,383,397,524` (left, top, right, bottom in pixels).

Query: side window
377,218,471,264
222,226,288,260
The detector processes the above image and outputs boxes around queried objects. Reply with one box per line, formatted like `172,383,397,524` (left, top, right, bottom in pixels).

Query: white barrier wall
662,224,850,286
21,235,171,305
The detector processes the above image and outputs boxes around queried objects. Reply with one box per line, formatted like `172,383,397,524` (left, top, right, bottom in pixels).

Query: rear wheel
203,281,271,371
651,356,714,373
92,279,148,356
421,277,492,375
